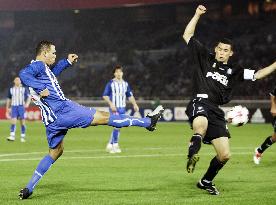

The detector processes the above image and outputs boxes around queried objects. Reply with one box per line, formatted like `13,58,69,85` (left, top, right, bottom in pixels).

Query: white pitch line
0,152,258,162
0,146,256,158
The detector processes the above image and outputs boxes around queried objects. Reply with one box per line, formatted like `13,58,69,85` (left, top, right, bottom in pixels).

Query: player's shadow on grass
35,183,157,199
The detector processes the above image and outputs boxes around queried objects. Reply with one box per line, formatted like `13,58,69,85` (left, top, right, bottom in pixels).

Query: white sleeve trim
243,69,256,81
67,59,72,65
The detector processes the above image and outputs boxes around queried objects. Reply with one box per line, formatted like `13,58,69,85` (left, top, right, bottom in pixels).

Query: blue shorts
46,101,96,149
11,105,25,119
110,107,126,115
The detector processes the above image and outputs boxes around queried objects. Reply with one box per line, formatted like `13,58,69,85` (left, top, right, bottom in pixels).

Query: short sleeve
187,36,209,59
103,81,111,96
7,88,12,99
126,83,133,98
243,69,256,81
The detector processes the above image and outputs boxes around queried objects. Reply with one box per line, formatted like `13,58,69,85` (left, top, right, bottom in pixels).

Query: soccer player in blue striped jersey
103,65,139,153
6,77,31,142
18,41,164,200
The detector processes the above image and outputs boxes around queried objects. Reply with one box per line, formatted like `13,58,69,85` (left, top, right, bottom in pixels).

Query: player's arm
19,64,49,97
128,96,139,112
126,83,139,112
183,5,206,44
51,54,78,76
254,61,276,80
102,82,116,112
24,90,31,108
6,98,11,113
103,96,116,112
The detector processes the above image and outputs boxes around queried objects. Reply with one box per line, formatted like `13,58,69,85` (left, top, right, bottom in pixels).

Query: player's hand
40,88,50,97
110,104,117,112
195,5,207,16
133,104,139,112
24,104,30,108
68,54,78,64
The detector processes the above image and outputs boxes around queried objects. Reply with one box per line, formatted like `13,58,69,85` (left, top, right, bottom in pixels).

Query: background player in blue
183,5,276,195
18,40,164,200
253,86,276,164
6,77,31,142
103,65,140,153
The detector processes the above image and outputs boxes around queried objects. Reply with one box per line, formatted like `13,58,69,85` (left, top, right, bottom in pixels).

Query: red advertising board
0,107,41,120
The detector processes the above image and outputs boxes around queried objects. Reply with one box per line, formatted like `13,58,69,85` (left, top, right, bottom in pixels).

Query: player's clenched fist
195,5,206,16
68,54,78,64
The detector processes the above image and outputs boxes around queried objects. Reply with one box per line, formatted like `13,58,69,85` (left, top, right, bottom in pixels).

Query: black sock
202,157,226,182
188,133,202,158
258,136,274,154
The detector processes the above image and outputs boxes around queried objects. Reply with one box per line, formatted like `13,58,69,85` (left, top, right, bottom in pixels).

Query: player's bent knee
218,152,231,162
91,111,110,125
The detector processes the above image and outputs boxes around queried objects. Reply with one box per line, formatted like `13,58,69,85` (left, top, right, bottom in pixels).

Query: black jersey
187,37,254,105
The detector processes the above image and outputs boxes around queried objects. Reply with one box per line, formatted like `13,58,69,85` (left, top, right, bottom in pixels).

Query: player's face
14,77,21,86
215,43,233,63
114,69,123,80
44,45,56,66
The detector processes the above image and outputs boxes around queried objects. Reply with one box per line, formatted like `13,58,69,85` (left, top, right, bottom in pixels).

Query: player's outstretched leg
108,105,164,131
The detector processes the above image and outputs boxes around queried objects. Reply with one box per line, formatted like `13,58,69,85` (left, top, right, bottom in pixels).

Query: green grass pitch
0,121,276,205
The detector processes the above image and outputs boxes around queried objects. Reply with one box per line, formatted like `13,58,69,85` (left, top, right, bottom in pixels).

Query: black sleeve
187,36,209,59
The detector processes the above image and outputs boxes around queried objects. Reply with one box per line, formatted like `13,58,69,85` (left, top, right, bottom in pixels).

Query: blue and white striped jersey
7,86,29,106
103,79,133,108
19,59,71,126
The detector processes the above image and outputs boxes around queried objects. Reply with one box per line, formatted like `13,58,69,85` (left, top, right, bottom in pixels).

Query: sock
109,128,120,144
188,134,202,158
258,136,274,154
10,124,16,136
202,156,226,182
108,114,151,128
21,125,26,138
26,155,55,192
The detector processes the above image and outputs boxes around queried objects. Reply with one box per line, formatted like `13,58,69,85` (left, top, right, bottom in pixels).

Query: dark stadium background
0,0,275,121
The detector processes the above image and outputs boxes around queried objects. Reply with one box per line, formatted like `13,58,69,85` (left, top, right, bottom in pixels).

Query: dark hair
36,40,54,56
217,38,234,51
113,65,123,73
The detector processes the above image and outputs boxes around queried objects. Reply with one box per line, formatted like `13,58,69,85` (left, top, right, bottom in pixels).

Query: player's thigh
211,137,231,162
91,110,110,125
192,116,208,136
19,119,26,125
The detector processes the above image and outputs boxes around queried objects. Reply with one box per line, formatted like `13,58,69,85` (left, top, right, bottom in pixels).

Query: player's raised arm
183,5,206,44
51,54,78,76
254,61,276,80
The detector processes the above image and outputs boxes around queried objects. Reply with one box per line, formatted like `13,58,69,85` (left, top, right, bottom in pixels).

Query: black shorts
273,116,276,133
185,97,230,144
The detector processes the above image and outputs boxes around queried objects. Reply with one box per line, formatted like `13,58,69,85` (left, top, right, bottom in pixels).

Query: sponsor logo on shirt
206,71,228,86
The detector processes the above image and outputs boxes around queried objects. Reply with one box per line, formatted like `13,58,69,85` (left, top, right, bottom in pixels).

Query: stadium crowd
0,8,275,100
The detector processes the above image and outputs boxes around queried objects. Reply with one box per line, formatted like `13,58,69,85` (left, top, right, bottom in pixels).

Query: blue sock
10,124,16,133
109,128,120,144
26,155,55,192
108,114,151,128
21,125,26,135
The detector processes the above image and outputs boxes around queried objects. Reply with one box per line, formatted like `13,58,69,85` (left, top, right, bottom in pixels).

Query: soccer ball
226,105,249,126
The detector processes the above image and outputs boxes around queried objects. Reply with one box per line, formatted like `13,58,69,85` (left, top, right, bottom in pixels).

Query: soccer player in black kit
183,5,276,195
253,86,276,165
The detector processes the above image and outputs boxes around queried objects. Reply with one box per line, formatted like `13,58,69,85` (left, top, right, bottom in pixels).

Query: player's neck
114,78,123,82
